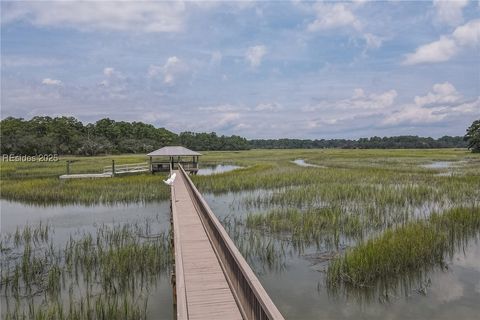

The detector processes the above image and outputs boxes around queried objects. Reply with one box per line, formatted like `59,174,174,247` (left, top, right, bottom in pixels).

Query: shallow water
422,161,454,169
258,240,480,320
196,164,243,175
292,159,324,168
2,192,480,320
0,199,174,319
205,192,480,320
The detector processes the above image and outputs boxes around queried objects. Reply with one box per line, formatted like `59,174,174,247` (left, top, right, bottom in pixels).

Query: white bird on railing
163,173,176,186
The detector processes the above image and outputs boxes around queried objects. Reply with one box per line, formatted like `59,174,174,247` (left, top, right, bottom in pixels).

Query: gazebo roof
147,146,202,157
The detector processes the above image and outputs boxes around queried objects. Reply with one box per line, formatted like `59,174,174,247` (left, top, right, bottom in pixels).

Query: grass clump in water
222,216,286,272
246,206,364,248
326,206,480,292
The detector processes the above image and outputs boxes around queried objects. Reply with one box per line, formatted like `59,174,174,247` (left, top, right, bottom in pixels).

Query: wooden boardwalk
170,166,284,320
59,162,149,179
59,173,112,179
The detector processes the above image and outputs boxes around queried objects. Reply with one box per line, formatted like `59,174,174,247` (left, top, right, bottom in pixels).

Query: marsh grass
222,216,287,272
1,148,479,304
0,154,171,205
0,221,170,319
1,149,478,206
326,206,480,298
246,206,366,249
0,174,171,205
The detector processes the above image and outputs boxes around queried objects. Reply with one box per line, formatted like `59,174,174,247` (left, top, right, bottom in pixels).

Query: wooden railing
152,161,198,172
176,165,285,320
104,162,149,175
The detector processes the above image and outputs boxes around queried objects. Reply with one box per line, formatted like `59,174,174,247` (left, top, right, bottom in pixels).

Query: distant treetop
464,119,480,153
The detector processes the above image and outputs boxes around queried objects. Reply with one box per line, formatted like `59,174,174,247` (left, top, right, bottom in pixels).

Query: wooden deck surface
59,173,112,179
171,169,243,320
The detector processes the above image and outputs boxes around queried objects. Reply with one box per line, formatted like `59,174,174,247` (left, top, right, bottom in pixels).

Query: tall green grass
0,174,170,205
246,206,365,247
326,206,480,294
1,149,478,205
1,221,171,319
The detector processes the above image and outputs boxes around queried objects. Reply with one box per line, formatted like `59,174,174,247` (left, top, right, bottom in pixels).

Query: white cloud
41,78,62,86
452,19,480,46
210,51,223,65
103,67,115,77
347,89,397,109
363,33,383,50
245,45,267,67
1,1,187,33
307,3,361,32
165,109,246,133
2,56,61,67
404,36,458,65
383,105,447,125
382,82,480,125
255,102,282,111
413,82,461,106
99,67,126,89
217,112,240,127
404,19,480,65
433,0,469,27
147,65,162,78
304,88,397,112
148,56,189,84
306,3,383,52
198,104,244,112
102,67,125,79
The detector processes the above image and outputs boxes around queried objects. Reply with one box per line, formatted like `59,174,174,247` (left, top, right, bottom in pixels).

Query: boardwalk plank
172,170,243,320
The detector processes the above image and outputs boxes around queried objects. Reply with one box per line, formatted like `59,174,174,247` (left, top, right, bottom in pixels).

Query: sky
1,0,479,139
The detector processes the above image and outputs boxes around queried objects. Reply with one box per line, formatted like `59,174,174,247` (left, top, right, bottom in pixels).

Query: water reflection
0,200,173,319
197,164,243,175
422,161,454,169
0,200,171,236
291,159,324,168
203,191,480,320
2,188,479,319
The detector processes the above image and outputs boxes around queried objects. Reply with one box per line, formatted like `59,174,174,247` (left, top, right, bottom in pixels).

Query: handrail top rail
103,162,148,169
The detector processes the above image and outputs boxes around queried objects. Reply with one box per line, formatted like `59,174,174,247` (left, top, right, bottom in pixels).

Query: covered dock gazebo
147,146,202,173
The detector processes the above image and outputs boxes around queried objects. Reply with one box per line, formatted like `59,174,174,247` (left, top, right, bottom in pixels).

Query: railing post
66,160,70,175
112,160,115,176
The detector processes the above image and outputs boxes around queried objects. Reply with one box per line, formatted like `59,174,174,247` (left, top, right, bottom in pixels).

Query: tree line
0,116,477,155
250,135,467,149
0,116,248,155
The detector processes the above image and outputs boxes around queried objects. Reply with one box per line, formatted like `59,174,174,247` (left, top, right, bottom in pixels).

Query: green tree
464,119,480,153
